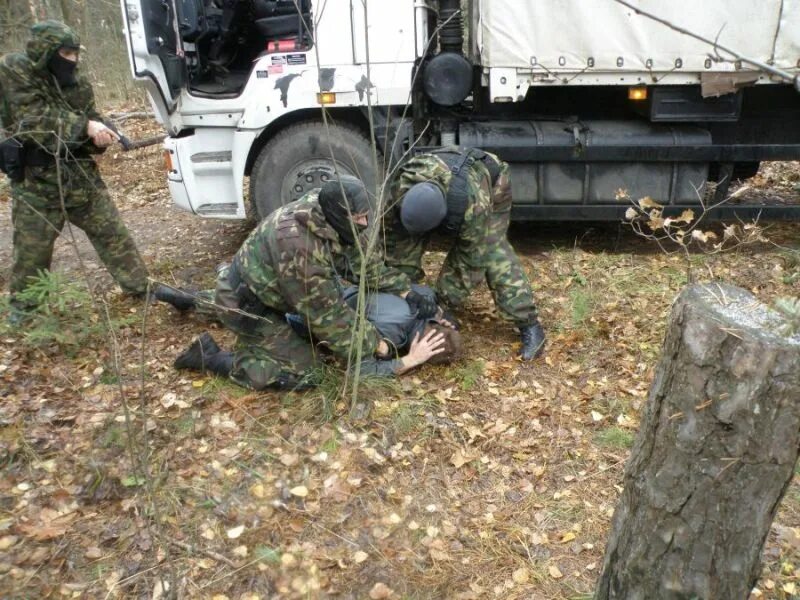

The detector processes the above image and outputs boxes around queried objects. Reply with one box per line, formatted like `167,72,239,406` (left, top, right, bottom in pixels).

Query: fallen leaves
160,392,189,409
289,485,309,498
16,507,77,541
226,525,245,539
548,565,564,579
369,582,394,599
0,535,18,550
450,448,478,469
2,157,799,599
512,567,530,584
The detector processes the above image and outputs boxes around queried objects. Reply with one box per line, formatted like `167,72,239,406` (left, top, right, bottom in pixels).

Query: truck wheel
249,121,382,220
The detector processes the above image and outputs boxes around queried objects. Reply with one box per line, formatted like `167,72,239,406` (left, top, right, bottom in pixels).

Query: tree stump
596,283,800,600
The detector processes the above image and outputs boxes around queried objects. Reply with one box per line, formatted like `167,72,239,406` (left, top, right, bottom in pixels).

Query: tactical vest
430,147,501,234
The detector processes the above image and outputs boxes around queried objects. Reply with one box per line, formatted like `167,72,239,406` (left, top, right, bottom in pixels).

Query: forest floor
1,115,800,599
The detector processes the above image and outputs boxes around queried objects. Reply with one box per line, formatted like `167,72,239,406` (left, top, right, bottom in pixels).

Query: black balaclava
318,175,372,245
48,48,79,87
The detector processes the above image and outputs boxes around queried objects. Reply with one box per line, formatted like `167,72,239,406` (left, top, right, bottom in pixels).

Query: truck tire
249,121,382,220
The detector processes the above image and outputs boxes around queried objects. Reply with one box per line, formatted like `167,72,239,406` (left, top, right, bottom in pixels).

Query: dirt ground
1,117,800,599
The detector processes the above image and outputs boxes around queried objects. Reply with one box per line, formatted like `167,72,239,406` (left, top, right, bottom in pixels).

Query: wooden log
596,283,800,600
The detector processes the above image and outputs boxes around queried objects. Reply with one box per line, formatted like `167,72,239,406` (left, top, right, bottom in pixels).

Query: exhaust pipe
438,0,463,54
423,0,473,107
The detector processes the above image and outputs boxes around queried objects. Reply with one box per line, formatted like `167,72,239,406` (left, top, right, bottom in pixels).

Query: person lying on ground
284,284,463,377
158,175,448,390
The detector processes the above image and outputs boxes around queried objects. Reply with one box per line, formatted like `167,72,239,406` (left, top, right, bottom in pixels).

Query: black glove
406,289,437,319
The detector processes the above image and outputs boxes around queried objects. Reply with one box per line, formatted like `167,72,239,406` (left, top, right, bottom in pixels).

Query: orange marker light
163,149,174,173
317,92,337,105
628,87,648,101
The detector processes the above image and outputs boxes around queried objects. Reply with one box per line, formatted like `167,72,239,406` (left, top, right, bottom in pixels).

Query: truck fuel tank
459,120,711,206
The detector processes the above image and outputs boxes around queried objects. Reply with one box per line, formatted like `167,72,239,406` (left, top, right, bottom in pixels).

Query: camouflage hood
26,20,80,74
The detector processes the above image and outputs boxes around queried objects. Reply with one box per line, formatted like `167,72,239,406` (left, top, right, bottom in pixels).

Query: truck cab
121,0,800,221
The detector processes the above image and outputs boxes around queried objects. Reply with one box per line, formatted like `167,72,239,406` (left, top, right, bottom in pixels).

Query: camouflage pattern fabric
198,192,412,389
11,187,148,299
194,273,403,387
213,265,317,390
1,21,148,302
384,149,538,326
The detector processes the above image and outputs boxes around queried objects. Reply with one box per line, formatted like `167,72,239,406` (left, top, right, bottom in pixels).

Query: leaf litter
0,120,799,598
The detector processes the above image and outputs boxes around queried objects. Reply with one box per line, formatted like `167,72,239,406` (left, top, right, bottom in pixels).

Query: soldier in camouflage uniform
0,21,149,318
170,176,446,390
383,147,546,360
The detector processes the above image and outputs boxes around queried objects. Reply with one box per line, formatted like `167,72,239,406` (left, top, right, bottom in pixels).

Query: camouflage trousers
197,268,317,390
9,179,149,305
417,207,538,327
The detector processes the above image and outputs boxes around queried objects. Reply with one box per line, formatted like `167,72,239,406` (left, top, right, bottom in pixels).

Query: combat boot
155,284,197,311
174,332,233,376
519,321,546,361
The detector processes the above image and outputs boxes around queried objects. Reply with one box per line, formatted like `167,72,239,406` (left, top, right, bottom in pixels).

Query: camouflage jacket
0,21,102,161
383,149,507,277
236,192,412,358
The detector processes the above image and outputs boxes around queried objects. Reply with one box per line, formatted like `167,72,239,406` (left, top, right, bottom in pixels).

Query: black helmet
399,182,446,234
318,175,372,245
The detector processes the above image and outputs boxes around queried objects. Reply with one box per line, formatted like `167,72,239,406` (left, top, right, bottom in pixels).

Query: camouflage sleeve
63,72,105,154
381,154,451,281
488,154,512,213
0,64,88,152
454,182,491,270
350,241,412,295
382,214,427,283
63,72,102,120
280,243,383,358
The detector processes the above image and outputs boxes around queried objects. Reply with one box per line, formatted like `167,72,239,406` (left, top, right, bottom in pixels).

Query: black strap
431,149,477,235
23,145,55,167
0,137,24,181
430,148,503,235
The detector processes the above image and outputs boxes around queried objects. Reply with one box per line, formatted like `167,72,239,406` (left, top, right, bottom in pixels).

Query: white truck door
120,0,184,129
351,0,416,64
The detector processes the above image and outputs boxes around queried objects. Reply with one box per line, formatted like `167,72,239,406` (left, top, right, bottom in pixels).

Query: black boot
519,321,546,361
155,284,197,311
174,332,233,376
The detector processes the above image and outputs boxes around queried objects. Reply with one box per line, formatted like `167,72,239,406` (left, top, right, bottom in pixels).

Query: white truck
121,0,800,221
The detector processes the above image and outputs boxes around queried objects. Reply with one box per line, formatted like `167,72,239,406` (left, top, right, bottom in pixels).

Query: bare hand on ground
376,339,391,358
404,329,446,369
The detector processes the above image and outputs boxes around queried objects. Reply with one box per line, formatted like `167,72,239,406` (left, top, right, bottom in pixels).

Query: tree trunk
29,0,51,21
596,283,800,600
58,0,74,28
28,0,41,21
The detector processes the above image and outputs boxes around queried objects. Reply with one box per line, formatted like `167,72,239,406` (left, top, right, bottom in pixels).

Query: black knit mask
48,51,78,87
318,175,372,245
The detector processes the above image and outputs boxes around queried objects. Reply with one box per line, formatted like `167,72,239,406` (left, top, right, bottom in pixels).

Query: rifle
101,119,166,151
